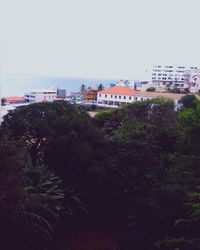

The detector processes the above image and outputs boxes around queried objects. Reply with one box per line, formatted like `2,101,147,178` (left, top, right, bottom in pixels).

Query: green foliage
172,88,181,93
179,95,198,109
2,97,200,250
0,133,65,250
94,109,113,128
1,97,6,106
146,87,156,92
80,84,86,93
98,83,104,90
177,107,200,155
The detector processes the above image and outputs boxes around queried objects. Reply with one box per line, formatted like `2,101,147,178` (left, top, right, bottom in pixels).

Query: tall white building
151,65,199,92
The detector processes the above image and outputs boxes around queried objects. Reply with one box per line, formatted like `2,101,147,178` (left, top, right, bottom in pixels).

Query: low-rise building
83,87,98,100
97,86,185,107
112,79,140,89
24,88,57,103
5,96,24,104
67,92,83,103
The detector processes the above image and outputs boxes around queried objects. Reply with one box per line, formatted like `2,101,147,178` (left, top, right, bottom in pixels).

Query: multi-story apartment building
24,88,57,103
151,65,199,92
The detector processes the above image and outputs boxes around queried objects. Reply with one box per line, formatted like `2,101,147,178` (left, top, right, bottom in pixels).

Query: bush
146,87,156,92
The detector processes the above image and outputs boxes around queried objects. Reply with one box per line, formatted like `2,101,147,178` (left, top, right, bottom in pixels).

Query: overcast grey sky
1,0,200,79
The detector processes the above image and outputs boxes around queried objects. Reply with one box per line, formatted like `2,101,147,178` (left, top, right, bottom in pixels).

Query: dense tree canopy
2,98,200,250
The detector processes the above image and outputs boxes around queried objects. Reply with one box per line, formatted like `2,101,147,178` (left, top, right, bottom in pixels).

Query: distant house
67,92,83,103
5,96,24,104
83,87,98,101
97,86,185,107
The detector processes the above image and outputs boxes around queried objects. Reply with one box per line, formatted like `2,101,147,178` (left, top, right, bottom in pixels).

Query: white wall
25,92,57,103
151,65,198,83
97,93,151,105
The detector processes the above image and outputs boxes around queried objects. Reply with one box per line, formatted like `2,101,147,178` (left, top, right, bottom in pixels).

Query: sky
1,0,200,80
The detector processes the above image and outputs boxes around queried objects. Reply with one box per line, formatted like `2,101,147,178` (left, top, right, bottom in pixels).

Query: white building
190,73,200,93
112,79,141,89
151,65,199,92
97,86,185,107
24,88,57,103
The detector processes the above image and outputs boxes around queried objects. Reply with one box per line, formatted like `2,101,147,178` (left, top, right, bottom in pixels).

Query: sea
1,74,117,97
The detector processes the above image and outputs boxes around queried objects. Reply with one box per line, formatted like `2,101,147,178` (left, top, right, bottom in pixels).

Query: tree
98,83,104,91
94,109,113,128
177,106,200,155
146,87,156,92
0,131,65,250
1,97,6,106
2,101,104,202
98,99,180,250
179,94,198,109
80,84,86,93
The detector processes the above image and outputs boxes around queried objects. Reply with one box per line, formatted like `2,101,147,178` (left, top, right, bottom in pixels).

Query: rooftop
99,86,135,96
98,86,185,100
28,87,57,93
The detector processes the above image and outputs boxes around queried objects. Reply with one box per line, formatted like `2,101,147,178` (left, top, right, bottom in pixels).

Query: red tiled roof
98,86,136,96
6,96,24,102
98,86,185,100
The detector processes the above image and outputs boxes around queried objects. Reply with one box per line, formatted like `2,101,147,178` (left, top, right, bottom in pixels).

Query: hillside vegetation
1,96,200,250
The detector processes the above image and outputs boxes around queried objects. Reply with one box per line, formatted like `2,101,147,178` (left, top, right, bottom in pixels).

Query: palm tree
98,84,104,91
80,84,86,93
0,155,65,250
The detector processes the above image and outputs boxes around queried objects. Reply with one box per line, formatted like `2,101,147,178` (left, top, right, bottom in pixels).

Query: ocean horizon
1,74,117,97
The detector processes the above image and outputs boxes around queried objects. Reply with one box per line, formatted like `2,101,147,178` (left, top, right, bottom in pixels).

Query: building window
141,98,143,101
124,96,126,99
99,94,101,97
129,97,131,100
111,95,113,98
119,96,121,99
115,95,117,99
105,95,107,98
135,97,137,101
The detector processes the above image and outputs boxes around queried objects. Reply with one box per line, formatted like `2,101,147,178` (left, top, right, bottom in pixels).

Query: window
141,98,143,101
105,95,107,98
129,97,131,100
111,95,113,98
119,96,121,99
99,94,101,97
115,95,117,98
124,96,126,99
135,97,137,101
